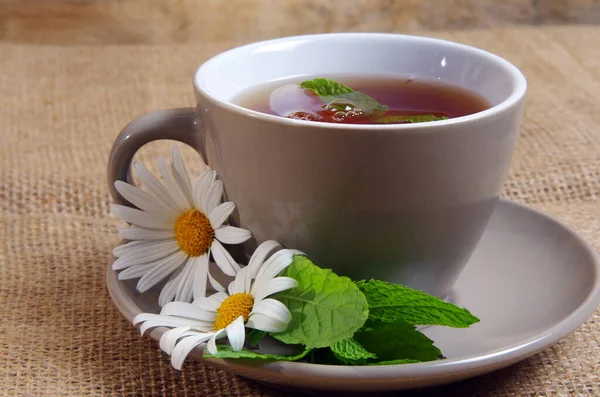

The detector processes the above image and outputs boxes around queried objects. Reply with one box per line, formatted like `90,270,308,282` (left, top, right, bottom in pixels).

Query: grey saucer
106,200,600,393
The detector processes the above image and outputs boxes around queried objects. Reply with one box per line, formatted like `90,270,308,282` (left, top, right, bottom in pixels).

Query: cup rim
193,33,527,131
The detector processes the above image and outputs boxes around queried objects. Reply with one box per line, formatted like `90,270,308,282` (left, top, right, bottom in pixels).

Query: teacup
108,33,526,298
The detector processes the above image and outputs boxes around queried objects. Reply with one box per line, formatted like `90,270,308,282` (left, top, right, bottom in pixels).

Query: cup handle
107,107,204,206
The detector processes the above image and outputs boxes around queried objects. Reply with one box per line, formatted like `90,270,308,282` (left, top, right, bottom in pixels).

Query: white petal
202,180,223,215
157,157,193,210
139,320,173,336
171,146,194,203
117,263,155,280
195,292,227,312
114,180,178,218
192,170,216,211
207,329,226,355
136,251,188,293
254,249,294,286
170,164,194,208
113,239,156,257
175,257,196,303
158,267,183,307
191,254,209,300
227,280,239,296
113,238,178,258
206,291,229,306
112,240,180,270
252,277,298,302
228,266,251,295
208,202,235,229
208,291,229,303
161,302,216,322
215,226,252,245
207,270,226,292
243,269,252,293
171,333,214,370
119,226,174,241
246,313,289,333
225,316,246,351
112,204,174,229
210,240,241,276
133,313,212,335
133,312,164,326
252,298,292,324
246,240,281,278
133,162,180,212
160,326,192,354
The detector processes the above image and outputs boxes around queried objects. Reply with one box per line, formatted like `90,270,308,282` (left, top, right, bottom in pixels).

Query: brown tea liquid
234,75,490,124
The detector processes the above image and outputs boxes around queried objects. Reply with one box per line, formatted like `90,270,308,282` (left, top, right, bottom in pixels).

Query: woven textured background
1,26,599,396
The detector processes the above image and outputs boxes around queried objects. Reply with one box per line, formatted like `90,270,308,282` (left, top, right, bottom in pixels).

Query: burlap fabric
1,26,599,396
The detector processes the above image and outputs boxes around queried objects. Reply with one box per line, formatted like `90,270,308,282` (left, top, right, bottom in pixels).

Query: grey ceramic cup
108,33,526,298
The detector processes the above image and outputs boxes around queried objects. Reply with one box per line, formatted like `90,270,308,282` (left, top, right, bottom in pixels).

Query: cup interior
195,33,526,111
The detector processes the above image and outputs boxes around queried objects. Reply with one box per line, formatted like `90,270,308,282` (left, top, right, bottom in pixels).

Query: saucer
106,200,600,393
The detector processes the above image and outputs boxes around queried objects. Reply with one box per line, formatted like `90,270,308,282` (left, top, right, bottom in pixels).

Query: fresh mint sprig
203,256,479,366
299,78,447,123
354,320,442,362
330,338,377,365
300,78,388,115
356,279,479,328
272,255,369,348
205,345,312,361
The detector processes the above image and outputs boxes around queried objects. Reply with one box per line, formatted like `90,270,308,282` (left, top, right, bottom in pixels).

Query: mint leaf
300,78,388,115
204,345,311,361
356,279,479,328
354,320,442,362
330,338,377,365
245,329,266,347
376,114,448,123
272,255,369,348
333,92,388,114
300,78,353,96
369,359,421,365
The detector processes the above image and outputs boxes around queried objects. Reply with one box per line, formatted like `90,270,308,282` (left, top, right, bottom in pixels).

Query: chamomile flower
111,146,252,306
133,241,300,370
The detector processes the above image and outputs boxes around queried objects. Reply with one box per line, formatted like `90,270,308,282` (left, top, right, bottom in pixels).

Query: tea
234,75,490,124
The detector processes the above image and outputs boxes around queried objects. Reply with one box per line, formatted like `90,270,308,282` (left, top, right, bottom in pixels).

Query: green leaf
245,329,266,347
300,78,388,114
300,78,354,96
354,320,442,362
369,359,421,365
331,92,389,114
272,255,369,348
356,279,479,328
330,338,377,365
375,114,449,123
204,345,311,361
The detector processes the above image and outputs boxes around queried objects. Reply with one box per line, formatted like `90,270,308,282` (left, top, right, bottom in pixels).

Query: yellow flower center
214,293,254,330
174,209,214,256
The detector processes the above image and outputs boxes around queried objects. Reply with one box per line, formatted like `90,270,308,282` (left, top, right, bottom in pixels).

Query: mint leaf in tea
234,75,490,125
299,78,354,97
300,78,388,117
376,114,448,123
